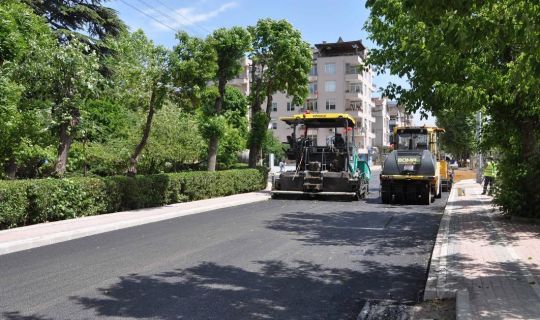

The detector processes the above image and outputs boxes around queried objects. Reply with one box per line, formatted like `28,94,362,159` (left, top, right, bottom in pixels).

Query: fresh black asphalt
0,171,448,319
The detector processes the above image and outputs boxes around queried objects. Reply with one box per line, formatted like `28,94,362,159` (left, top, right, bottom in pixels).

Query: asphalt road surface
0,170,448,320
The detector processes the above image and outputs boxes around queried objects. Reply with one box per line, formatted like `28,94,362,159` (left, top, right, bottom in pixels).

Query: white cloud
146,2,238,31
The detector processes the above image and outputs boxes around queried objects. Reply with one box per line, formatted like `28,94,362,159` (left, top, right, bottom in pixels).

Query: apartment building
372,97,391,147
268,38,376,155
387,101,414,138
227,56,250,96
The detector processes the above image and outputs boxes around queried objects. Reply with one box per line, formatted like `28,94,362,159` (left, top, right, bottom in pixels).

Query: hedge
0,168,267,230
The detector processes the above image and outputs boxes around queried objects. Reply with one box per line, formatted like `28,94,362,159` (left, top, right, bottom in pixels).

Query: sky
108,0,435,125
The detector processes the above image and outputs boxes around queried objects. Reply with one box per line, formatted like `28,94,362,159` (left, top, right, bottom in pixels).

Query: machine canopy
280,113,356,128
394,126,446,134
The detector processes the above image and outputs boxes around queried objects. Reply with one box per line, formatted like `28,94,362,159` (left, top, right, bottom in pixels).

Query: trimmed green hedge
0,169,267,230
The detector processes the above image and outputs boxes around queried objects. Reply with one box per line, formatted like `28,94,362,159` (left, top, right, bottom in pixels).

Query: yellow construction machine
271,113,371,200
380,126,452,205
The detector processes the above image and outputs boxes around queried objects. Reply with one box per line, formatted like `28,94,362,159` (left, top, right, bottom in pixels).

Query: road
0,171,448,320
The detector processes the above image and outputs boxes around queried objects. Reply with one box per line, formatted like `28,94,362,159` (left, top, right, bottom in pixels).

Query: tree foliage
366,0,540,217
107,30,171,176
247,19,311,167
0,1,57,178
22,0,126,40
0,9,311,182
170,31,217,109
435,110,475,163
205,26,251,171
201,86,249,168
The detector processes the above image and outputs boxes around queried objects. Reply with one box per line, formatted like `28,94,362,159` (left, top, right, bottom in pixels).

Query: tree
0,1,57,178
435,110,475,164
106,30,170,176
48,40,102,176
130,104,205,174
247,19,311,168
205,27,251,171
365,0,540,216
200,86,249,168
170,32,217,110
22,0,125,41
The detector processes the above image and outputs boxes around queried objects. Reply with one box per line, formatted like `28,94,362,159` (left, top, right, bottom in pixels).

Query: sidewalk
0,190,270,256
425,179,540,319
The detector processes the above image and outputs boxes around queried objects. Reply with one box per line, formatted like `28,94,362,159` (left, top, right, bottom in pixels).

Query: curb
423,183,472,319
0,192,270,256
423,185,457,300
456,289,471,320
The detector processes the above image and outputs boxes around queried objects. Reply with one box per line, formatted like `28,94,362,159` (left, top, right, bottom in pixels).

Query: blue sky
108,0,434,125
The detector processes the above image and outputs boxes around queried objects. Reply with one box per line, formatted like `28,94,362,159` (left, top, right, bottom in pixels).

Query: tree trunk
207,136,219,171
4,158,17,179
521,119,539,161
248,142,259,168
248,94,273,168
207,78,227,171
127,89,157,177
54,108,80,176
248,64,272,168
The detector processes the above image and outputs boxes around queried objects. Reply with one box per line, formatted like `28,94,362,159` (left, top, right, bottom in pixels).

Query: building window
287,102,294,111
324,63,336,74
309,64,317,76
305,99,317,111
272,102,277,112
347,82,362,93
345,63,360,74
348,101,362,111
324,80,336,92
271,122,277,130
325,99,336,110
309,82,318,94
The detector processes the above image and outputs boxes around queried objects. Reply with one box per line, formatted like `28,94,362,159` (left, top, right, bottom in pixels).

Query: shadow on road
0,312,53,320
265,209,441,256
71,260,424,320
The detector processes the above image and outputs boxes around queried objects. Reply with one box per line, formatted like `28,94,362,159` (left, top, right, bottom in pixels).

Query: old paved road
0,170,448,319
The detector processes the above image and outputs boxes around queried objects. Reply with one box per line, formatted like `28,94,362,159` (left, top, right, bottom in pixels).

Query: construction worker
482,157,497,195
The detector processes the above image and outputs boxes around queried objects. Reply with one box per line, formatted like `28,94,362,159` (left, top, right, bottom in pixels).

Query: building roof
388,104,401,116
315,39,366,57
371,98,384,105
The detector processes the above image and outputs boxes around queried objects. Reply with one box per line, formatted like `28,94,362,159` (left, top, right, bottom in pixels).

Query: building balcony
345,73,362,81
344,110,364,122
229,77,249,86
345,90,362,100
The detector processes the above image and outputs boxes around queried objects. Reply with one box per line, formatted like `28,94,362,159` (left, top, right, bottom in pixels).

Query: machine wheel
381,192,390,204
422,189,431,205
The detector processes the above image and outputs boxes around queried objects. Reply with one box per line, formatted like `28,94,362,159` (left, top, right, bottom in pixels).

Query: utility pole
476,111,483,183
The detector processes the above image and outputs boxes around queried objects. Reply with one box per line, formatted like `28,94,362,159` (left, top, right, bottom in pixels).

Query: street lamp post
476,111,483,183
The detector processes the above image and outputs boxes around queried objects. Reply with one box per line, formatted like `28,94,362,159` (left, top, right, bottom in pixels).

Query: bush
0,180,30,229
0,169,267,230
25,178,110,224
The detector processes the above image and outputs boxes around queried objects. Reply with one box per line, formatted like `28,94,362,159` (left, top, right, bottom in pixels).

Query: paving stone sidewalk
427,179,540,319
